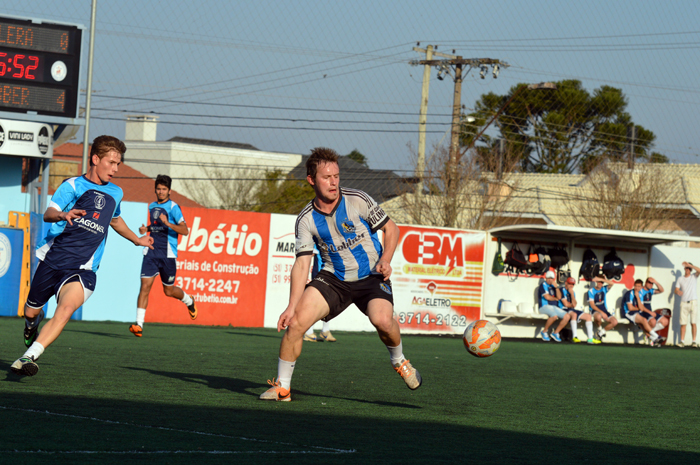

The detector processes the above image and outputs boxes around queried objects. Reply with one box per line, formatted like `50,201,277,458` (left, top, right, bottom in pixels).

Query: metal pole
81,0,98,172
415,45,433,198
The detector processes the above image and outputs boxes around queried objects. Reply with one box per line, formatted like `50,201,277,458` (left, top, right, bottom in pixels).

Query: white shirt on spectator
676,273,698,302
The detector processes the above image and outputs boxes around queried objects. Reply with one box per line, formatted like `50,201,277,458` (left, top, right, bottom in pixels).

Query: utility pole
413,44,434,200
410,55,509,227
627,124,636,169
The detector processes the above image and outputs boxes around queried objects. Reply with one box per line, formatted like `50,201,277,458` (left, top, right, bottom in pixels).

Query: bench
485,300,630,325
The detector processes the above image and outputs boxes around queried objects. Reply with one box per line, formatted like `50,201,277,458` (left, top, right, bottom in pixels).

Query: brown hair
306,147,339,179
90,135,127,165
634,279,643,286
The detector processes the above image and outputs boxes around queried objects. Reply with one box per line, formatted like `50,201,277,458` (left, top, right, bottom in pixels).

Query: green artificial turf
1,317,699,464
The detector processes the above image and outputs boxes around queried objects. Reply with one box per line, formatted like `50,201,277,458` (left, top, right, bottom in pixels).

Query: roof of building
52,143,202,207
287,155,410,204
166,137,260,151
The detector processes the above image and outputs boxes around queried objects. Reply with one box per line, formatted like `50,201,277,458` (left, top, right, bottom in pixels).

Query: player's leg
160,259,197,319
260,286,330,401
131,276,156,337
579,312,599,343
365,298,422,390
551,311,570,342
12,280,86,376
605,316,618,331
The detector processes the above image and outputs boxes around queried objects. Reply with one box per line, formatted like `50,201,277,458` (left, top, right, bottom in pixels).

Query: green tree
346,149,368,167
462,80,666,173
253,170,314,214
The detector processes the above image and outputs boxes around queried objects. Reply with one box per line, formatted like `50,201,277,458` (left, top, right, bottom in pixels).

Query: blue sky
2,0,699,172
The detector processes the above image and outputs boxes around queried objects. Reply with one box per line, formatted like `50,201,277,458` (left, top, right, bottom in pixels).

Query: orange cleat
129,324,143,337
259,378,291,402
393,359,422,390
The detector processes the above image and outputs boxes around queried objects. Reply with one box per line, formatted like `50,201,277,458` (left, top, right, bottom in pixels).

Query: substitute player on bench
260,147,421,401
129,175,197,337
11,136,153,377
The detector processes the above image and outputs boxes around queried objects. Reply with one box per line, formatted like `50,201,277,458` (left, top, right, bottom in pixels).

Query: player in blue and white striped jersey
11,136,153,377
129,175,196,338
260,147,421,402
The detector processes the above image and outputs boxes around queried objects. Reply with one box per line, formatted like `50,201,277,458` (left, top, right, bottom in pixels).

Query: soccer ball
463,320,501,358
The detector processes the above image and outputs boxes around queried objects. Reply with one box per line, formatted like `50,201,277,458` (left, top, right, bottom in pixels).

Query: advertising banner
392,225,486,334
146,206,270,327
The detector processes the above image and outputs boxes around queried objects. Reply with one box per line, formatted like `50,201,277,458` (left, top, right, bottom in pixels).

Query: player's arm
683,262,700,275
675,285,683,296
110,216,154,249
627,294,639,312
567,292,577,308
648,277,663,294
277,253,313,332
588,298,608,320
44,206,86,225
159,212,189,236
375,219,399,281
542,286,558,302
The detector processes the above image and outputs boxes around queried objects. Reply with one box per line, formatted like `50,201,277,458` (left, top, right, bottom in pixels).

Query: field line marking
0,405,356,454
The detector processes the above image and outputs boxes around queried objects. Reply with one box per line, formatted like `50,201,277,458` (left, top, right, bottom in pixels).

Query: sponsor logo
74,217,105,234
275,242,295,253
318,233,366,254
411,296,452,307
341,220,355,233
0,232,11,278
380,282,392,295
37,126,50,155
94,193,106,210
92,212,100,220
0,124,4,148
367,205,385,226
427,281,437,295
8,131,33,142
314,276,329,286
178,217,264,256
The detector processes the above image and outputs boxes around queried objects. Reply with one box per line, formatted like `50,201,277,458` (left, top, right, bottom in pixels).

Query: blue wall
0,157,30,223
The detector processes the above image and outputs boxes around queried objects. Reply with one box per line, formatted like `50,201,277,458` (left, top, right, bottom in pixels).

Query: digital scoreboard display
0,16,82,119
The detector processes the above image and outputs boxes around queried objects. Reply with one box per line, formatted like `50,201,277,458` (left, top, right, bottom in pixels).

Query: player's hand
277,307,295,332
139,223,148,235
375,259,392,281
136,235,155,250
62,209,87,225
648,277,656,283
159,213,169,226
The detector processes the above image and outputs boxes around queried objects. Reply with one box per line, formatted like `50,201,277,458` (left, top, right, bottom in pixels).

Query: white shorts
539,305,567,318
680,300,698,325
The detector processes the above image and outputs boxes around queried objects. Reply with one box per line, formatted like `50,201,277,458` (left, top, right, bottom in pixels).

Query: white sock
570,319,578,339
23,342,45,361
387,341,405,366
650,330,658,340
322,321,330,333
136,308,146,327
181,293,193,307
653,322,664,332
585,321,594,340
599,328,606,337
305,326,315,336
277,358,295,389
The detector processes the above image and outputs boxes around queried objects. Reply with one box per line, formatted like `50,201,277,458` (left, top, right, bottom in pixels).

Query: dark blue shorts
626,310,654,325
591,307,613,319
141,255,177,285
569,309,585,321
26,261,97,308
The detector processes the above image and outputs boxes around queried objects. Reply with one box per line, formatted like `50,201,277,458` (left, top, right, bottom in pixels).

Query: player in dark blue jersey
587,275,618,342
556,277,600,344
260,147,420,402
11,136,154,377
128,175,196,337
622,279,660,344
640,276,669,344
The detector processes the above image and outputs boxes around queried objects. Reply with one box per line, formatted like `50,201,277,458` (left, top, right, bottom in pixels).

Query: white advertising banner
0,118,53,158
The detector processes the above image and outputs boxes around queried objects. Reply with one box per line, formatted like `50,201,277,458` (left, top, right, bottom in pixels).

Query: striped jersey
143,199,185,259
588,285,610,312
37,175,123,272
295,187,390,282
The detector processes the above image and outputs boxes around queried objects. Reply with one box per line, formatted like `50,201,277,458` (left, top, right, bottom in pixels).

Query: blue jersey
558,287,575,310
36,175,123,272
588,285,609,312
538,282,557,308
640,287,657,311
621,289,638,316
295,188,389,282
143,199,184,259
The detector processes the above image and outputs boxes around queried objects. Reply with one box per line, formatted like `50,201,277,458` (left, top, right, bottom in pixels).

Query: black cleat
24,310,45,348
11,357,39,377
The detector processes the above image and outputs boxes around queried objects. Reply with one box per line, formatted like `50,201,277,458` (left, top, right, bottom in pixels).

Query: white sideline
0,405,356,455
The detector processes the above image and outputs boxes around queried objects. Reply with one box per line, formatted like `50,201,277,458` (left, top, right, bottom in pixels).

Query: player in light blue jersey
11,136,153,377
588,275,617,342
622,279,660,344
640,276,669,344
556,277,599,344
129,175,196,337
260,147,421,402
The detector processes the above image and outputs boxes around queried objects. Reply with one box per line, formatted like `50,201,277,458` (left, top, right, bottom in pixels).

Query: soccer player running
129,175,197,337
259,147,421,401
588,275,618,342
11,136,154,377
622,279,660,345
556,277,600,344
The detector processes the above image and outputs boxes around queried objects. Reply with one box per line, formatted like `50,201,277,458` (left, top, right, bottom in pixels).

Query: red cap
566,277,576,285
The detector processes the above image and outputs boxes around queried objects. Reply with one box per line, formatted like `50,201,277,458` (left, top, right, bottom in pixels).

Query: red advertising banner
392,225,486,334
146,207,271,327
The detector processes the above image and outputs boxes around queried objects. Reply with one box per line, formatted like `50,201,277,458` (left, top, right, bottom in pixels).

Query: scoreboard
0,15,83,123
